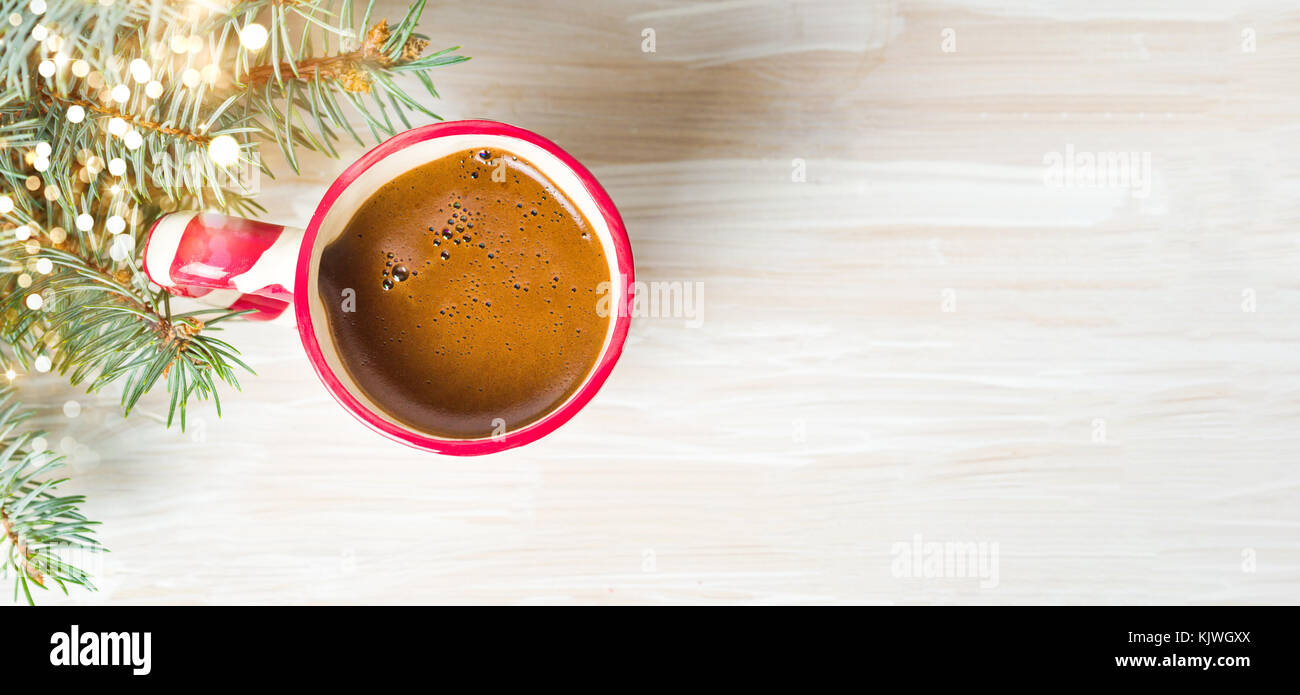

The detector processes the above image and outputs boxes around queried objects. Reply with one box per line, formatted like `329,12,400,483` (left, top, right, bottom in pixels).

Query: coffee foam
306,134,621,441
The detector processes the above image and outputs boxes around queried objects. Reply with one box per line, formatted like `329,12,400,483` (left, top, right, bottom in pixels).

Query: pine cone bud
401,37,429,63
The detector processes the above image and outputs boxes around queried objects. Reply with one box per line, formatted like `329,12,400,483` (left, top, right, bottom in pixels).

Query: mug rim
294,120,634,455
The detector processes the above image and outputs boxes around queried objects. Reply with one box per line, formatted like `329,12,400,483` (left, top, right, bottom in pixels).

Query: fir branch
0,240,255,430
241,18,432,89
0,506,41,587
225,0,467,173
0,388,101,605
39,91,213,146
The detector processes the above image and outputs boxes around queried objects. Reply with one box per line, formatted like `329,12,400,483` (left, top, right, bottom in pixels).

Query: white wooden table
28,0,1300,604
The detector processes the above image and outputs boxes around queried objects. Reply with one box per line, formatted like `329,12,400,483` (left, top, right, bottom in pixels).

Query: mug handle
142,211,302,321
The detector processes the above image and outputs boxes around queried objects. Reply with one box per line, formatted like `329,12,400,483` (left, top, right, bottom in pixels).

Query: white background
27,0,1300,604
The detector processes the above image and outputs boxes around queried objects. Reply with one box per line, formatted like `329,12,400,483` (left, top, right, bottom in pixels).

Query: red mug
142,121,634,455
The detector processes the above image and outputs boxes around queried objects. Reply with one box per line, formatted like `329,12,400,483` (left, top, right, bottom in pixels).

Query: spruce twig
0,389,101,605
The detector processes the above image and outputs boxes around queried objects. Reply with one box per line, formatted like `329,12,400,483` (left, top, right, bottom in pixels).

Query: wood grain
22,0,1300,604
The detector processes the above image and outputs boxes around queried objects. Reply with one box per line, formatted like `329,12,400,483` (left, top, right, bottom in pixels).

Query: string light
71,59,89,77
34,142,50,157
108,158,126,176
26,294,42,311
35,258,52,274
38,60,55,77
0,195,13,213
108,117,127,136
208,135,239,166
181,68,200,88
31,25,48,42
123,130,143,150
110,84,130,103
24,176,40,191
33,157,49,172
14,226,31,240
29,0,46,14
34,355,51,373
106,215,125,234
75,213,93,231
66,104,85,122
240,23,269,51
129,58,151,83
145,80,163,99
109,235,134,262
